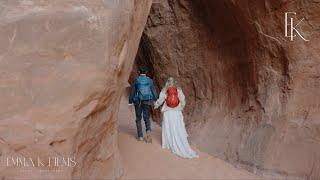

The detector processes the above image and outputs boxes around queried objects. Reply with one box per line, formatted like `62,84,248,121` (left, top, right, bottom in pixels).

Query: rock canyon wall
1,0,319,179
135,0,320,178
0,0,151,179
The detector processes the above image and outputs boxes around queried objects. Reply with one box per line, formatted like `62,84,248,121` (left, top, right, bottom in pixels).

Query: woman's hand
153,102,159,109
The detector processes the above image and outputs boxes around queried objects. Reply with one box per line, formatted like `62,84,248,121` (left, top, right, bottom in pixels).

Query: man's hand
128,103,134,112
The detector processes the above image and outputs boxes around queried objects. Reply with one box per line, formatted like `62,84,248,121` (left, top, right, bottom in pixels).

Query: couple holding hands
128,67,198,158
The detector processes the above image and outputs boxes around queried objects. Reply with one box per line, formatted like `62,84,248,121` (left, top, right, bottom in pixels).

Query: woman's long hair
160,77,181,94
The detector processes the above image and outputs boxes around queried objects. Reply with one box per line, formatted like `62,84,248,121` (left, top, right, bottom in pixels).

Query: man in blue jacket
129,67,158,143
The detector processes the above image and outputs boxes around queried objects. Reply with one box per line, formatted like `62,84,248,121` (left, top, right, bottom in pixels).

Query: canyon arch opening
130,0,254,125
1,0,318,179
128,0,320,179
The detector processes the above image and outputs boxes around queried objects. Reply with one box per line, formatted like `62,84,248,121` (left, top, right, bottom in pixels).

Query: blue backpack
135,76,153,101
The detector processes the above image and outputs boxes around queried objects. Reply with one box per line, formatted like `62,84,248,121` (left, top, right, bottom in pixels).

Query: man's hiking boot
146,131,152,143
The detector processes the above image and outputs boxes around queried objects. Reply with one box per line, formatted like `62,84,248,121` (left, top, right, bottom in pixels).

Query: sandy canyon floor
118,95,260,179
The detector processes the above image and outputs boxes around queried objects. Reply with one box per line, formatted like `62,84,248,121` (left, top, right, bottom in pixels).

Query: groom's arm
129,82,137,105
150,79,158,101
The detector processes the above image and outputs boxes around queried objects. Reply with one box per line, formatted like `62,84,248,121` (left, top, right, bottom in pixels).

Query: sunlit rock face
0,0,151,179
135,0,320,178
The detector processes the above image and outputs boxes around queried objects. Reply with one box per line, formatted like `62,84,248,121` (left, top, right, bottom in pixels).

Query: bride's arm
154,91,166,109
178,89,186,110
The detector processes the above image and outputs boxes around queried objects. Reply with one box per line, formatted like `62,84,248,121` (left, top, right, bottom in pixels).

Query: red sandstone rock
1,0,319,179
0,0,151,179
135,0,320,178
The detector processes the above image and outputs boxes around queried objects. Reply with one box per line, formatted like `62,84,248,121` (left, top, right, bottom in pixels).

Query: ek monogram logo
285,12,309,41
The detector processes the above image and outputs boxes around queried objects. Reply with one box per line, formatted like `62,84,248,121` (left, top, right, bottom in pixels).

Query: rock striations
133,0,320,178
0,0,151,179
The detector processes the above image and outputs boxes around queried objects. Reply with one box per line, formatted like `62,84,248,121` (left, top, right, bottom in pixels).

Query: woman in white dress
154,77,198,158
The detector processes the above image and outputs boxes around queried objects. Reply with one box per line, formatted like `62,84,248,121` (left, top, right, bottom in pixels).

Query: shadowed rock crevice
132,0,320,179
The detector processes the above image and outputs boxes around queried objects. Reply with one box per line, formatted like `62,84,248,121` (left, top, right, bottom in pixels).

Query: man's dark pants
134,102,152,138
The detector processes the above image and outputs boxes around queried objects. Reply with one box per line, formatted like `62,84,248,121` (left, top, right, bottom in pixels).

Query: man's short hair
138,67,149,74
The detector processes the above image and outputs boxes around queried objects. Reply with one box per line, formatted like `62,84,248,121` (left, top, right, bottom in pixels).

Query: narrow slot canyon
124,0,320,179
0,0,319,179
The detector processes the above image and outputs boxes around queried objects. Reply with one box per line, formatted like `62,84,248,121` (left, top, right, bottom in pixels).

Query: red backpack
166,86,180,108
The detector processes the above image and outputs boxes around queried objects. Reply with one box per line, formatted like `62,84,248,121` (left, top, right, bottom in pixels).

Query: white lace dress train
155,88,198,158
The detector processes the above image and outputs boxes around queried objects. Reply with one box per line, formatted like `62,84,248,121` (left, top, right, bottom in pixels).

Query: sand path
118,95,260,179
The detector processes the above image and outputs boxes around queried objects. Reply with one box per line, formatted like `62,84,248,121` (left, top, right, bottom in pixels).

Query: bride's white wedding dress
154,88,198,158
